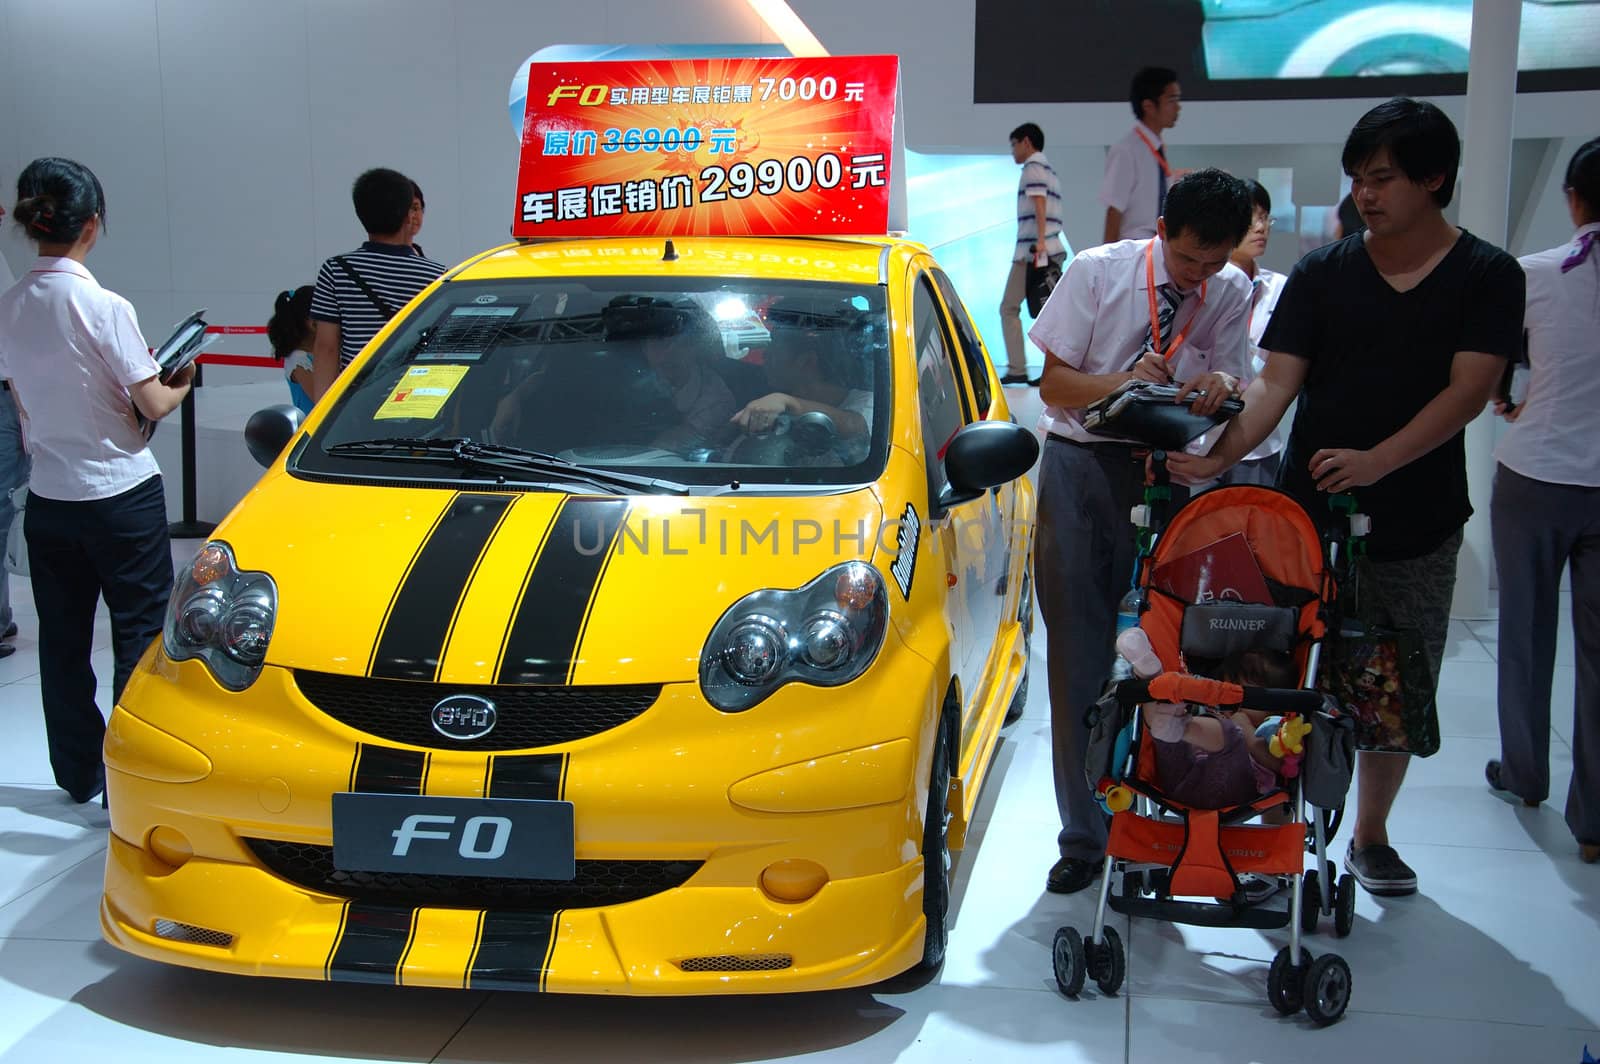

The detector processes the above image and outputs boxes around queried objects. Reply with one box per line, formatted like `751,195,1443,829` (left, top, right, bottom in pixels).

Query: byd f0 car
100,235,1039,994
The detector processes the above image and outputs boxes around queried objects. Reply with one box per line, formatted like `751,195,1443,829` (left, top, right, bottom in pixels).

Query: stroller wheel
1302,953,1353,1026
1300,870,1321,934
1267,945,1311,1015
1052,926,1087,997
1334,873,1357,938
1093,925,1126,996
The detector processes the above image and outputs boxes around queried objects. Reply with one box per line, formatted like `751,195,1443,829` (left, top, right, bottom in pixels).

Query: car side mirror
245,405,305,468
937,421,1040,511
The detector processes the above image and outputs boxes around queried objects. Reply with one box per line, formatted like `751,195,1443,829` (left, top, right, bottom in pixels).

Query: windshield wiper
325,437,690,496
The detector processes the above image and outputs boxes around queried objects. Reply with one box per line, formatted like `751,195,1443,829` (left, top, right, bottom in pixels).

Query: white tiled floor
1,421,1596,1063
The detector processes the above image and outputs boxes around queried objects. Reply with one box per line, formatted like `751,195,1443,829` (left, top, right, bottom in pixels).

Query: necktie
1142,282,1183,360
1562,230,1596,273
1157,145,1169,214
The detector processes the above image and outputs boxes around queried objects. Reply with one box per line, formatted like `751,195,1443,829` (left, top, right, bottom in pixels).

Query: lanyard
1145,240,1204,360
1133,127,1172,178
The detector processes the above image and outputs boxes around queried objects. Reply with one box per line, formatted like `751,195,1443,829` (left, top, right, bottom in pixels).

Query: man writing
1031,168,1254,893
1169,98,1525,897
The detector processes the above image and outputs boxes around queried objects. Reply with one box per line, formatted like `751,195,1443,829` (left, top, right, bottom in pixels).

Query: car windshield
293,276,890,491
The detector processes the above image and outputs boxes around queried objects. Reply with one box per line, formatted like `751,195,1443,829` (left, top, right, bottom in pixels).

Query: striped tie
1144,282,1183,357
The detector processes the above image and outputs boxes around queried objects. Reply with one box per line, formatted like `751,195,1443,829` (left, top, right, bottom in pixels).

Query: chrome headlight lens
699,562,889,712
163,541,277,691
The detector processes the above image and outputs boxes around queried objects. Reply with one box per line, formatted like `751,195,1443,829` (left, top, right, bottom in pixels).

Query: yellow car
101,235,1038,994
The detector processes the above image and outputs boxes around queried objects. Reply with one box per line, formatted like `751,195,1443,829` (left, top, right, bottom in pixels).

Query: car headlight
699,562,889,712
163,541,277,691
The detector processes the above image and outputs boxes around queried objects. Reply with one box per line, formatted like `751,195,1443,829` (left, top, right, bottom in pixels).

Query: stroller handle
1115,673,1324,716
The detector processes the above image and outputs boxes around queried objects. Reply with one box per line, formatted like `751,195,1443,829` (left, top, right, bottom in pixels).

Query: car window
930,268,992,414
294,277,890,490
912,274,969,496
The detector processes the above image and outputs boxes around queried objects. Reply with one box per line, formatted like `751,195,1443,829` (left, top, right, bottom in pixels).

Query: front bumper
100,640,942,993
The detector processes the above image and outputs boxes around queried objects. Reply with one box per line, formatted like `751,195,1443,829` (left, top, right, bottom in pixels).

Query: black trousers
25,475,173,802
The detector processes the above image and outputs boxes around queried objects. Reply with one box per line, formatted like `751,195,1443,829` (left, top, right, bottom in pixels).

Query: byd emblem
431,694,497,741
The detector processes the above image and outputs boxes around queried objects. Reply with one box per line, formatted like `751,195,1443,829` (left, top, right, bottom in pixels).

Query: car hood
217,474,886,685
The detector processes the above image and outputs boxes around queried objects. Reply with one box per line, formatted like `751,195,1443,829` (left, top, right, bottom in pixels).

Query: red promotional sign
512,55,900,239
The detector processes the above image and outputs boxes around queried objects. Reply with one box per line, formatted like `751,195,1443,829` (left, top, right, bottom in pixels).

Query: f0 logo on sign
391,813,512,860
431,694,497,741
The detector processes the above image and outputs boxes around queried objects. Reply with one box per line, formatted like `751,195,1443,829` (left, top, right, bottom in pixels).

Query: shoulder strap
332,256,400,320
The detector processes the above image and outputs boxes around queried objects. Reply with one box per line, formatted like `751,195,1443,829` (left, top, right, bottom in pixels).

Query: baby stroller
1054,471,1360,1027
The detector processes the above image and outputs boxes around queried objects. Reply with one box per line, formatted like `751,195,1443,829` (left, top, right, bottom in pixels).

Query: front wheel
916,710,954,971
1052,926,1087,997
1302,953,1353,1026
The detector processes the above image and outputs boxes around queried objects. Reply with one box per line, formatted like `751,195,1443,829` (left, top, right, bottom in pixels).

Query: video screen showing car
974,0,1600,102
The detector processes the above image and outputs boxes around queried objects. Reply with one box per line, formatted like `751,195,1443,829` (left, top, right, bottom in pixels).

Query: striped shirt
311,242,445,367
1015,151,1064,262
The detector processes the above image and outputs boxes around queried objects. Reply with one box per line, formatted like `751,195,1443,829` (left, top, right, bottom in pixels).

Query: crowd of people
1010,67,1600,901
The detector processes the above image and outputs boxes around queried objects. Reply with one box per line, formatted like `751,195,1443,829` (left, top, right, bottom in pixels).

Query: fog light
760,859,829,903
147,826,193,872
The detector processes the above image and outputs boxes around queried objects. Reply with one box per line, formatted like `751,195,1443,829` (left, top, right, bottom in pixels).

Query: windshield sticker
374,364,470,421
890,503,919,600
414,305,522,361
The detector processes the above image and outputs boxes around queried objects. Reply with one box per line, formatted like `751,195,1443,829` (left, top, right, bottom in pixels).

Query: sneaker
1237,873,1281,905
1344,842,1417,896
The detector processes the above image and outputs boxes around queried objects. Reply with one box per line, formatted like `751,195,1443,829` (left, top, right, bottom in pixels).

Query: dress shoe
999,373,1031,386
0,643,13,659
1485,760,1540,807
1046,856,1101,895
2,621,15,639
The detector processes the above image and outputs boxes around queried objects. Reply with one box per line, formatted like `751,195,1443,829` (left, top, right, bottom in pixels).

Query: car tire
1324,35,1468,78
916,708,955,971
1005,568,1033,725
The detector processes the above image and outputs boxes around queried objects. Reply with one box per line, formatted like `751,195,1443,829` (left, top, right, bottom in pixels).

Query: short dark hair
1130,66,1178,120
12,157,105,244
410,180,425,211
1161,167,1252,248
1245,178,1271,216
1565,136,1600,217
1010,123,1044,151
1341,97,1460,208
352,168,417,236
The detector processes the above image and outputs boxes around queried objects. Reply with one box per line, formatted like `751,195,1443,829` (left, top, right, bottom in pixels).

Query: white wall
1,0,1593,522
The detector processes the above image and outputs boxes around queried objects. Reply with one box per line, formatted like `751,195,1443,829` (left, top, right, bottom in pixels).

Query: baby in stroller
1138,645,1303,812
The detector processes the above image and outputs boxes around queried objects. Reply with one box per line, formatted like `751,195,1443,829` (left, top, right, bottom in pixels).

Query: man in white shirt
0,200,23,659
999,123,1066,386
1101,66,1183,245
1030,168,1254,894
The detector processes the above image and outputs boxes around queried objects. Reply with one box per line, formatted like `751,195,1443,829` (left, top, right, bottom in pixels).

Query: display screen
975,0,1600,102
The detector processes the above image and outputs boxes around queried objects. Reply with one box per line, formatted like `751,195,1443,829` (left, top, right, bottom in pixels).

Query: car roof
447,235,924,286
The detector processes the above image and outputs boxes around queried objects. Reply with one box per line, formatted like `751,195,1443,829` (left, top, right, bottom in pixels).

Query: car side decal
464,910,562,991
369,492,518,681
348,743,431,795
325,903,419,985
496,497,630,685
890,503,920,600
484,752,569,800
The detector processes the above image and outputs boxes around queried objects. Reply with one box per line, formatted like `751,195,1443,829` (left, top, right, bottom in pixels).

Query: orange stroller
1054,478,1359,1026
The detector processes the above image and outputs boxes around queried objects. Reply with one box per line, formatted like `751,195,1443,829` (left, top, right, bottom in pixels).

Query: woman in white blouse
0,158,194,804
1485,137,1600,864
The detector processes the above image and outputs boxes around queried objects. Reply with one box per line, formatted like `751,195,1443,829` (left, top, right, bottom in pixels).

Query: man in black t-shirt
1171,98,1525,898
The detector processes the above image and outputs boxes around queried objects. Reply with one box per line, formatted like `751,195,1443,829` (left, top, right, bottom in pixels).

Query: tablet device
152,309,217,383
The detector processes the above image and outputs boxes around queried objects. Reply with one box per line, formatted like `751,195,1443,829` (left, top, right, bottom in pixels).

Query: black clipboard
152,309,216,383
1082,380,1243,450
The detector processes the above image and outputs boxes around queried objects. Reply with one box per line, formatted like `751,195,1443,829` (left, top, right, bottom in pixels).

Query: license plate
332,793,575,880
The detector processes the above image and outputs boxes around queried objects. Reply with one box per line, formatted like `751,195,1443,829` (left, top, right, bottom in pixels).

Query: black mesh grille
294,671,661,751
244,839,701,911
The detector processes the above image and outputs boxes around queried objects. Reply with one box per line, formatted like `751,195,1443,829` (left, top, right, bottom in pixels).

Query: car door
908,268,995,735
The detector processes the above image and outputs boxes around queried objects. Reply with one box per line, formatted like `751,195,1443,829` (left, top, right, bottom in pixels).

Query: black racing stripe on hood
349,744,430,795
485,753,567,801
325,903,418,985
496,498,629,685
465,910,561,991
370,492,517,681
